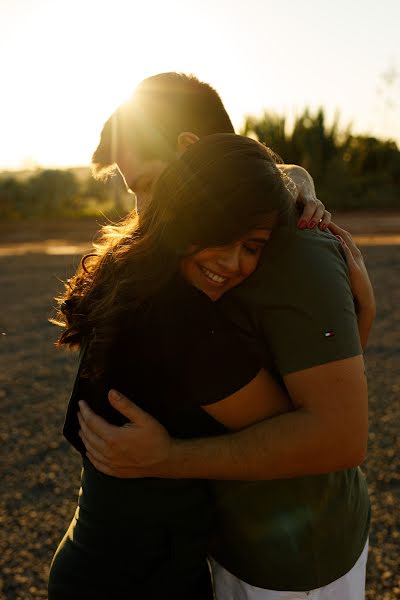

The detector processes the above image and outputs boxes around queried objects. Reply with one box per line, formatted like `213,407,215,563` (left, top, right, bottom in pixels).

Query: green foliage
241,108,400,210
0,177,26,219
25,170,80,216
242,113,288,160
0,168,134,219
1,110,399,218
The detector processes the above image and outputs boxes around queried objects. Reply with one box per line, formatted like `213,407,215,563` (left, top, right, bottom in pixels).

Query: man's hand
278,164,331,230
78,390,173,478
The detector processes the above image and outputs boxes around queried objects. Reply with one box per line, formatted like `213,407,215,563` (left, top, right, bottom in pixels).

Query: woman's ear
176,132,200,157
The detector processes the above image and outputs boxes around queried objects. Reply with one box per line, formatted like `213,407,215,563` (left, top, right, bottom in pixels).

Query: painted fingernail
298,220,307,229
308,221,316,229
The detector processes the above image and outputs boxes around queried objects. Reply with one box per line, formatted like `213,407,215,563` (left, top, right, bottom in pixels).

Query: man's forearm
155,407,365,480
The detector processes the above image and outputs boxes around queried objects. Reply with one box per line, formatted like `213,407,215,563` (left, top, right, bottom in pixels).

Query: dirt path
0,220,399,599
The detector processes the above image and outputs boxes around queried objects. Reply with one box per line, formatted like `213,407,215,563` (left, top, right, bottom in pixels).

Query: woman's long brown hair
52,134,294,377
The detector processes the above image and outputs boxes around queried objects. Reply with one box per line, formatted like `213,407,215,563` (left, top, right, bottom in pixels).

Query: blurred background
1,0,400,217
0,1,399,598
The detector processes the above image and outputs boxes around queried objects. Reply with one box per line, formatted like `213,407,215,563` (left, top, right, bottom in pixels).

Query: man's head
92,72,234,210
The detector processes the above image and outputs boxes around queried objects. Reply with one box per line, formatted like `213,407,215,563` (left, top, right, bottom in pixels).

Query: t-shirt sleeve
252,232,362,376
149,285,262,407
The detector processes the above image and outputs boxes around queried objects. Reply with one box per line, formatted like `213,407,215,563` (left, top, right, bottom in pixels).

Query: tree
0,177,26,218
242,113,288,161
26,169,79,215
241,108,400,210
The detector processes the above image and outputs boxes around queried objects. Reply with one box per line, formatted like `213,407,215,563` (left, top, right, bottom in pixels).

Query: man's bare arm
79,354,368,480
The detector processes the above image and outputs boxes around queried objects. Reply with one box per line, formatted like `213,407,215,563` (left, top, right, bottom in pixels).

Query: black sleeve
147,282,262,408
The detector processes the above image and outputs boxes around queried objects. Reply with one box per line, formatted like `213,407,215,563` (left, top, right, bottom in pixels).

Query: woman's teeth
200,266,227,284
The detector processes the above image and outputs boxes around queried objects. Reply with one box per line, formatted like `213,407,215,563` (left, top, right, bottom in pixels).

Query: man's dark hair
92,72,235,180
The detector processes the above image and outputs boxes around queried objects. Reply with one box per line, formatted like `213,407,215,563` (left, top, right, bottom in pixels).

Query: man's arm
78,354,367,480
161,355,368,480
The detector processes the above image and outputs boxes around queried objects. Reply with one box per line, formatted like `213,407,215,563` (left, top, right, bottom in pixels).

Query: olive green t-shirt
212,223,370,591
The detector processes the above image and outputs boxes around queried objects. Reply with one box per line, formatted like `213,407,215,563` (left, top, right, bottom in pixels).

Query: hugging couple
48,72,374,600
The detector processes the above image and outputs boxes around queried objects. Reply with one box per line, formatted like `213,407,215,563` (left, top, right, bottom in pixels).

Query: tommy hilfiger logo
324,331,336,338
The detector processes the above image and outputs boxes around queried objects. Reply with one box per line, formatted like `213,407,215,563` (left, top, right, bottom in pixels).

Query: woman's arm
277,164,331,229
329,222,376,350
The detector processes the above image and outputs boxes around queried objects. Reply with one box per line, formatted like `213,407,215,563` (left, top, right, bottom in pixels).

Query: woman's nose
215,246,240,272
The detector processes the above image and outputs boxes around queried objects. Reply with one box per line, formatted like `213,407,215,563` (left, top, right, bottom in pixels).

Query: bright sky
1,0,399,169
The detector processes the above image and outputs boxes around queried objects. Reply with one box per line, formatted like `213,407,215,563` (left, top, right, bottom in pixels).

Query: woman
49,134,297,599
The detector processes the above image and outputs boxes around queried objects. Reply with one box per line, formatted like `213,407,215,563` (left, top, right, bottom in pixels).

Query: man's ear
176,132,200,156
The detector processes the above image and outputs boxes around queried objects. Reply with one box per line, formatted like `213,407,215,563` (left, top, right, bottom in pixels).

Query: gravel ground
0,233,399,599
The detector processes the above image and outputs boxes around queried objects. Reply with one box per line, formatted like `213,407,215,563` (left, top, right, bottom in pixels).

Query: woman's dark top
49,275,262,600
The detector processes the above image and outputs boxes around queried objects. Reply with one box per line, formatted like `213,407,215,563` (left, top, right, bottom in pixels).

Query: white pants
210,539,369,600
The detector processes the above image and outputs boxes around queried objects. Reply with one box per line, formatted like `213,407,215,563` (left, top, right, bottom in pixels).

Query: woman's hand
277,164,331,230
329,222,376,350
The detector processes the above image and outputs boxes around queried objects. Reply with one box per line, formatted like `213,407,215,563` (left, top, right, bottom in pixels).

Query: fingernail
320,223,327,230
109,389,119,401
308,221,316,229
298,220,307,230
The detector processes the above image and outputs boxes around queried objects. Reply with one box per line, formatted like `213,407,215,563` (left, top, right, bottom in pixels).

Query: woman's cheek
241,255,258,278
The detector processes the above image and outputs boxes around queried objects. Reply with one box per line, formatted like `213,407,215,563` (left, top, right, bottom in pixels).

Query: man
78,72,374,599
92,72,326,220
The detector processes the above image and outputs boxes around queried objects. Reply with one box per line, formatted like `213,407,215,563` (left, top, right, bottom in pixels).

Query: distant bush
0,168,134,219
0,177,26,219
25,170,80,216
242,108,400,210
1,109,399,219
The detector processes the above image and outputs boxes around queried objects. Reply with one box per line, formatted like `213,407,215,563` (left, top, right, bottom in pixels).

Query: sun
2,0,194,168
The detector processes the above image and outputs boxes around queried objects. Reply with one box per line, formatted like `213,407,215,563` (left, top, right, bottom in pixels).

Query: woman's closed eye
243,243,264,255
242,228,272,255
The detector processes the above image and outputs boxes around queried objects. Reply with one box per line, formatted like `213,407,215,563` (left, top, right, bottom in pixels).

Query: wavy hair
53,134,294,377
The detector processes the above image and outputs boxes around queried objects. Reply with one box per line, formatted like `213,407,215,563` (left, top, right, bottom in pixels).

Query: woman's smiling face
180,227,271,301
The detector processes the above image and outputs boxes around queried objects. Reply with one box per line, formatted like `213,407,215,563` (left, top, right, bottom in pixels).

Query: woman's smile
198,265,229,286
181,226,271,301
